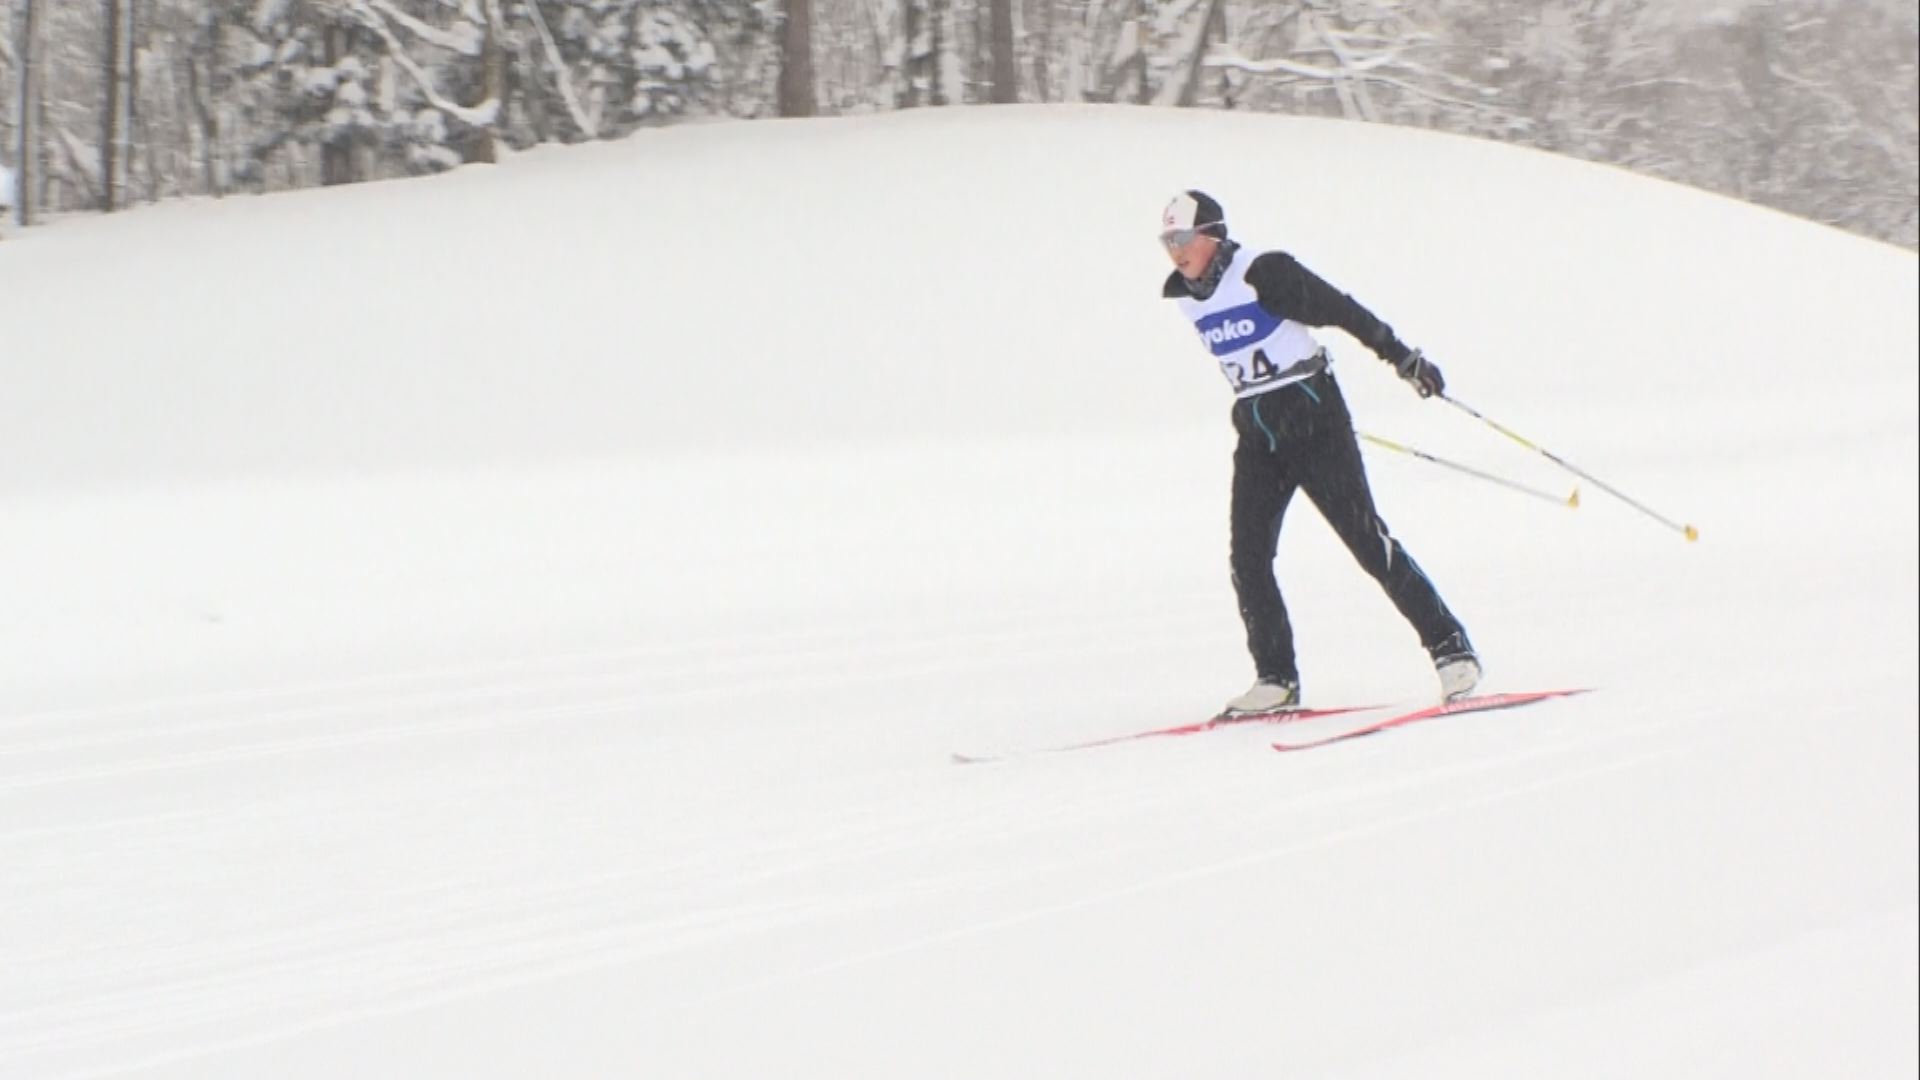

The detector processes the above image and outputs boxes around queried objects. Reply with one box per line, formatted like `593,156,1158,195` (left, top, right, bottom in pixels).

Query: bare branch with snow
362,0,485,56
523,0,600,139
346,0,499,128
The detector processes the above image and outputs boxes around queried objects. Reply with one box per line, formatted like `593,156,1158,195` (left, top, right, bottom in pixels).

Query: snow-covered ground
2,105,1915,1079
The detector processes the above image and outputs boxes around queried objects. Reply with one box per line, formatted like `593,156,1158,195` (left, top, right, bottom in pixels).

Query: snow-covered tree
0,0,1912,248
516,0,770,135
1429,0,1917,248
1662,0,1917,248
1197,0,1515,133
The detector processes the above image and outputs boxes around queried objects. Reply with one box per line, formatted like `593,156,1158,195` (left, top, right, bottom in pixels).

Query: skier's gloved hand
1395,347,1446,399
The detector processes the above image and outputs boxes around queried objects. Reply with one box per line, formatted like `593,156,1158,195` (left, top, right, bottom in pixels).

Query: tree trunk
928,0,947,106
778,0,816,117
1033,0,1050,102
320,22,359,186
520,37,552,142
135,0,157,202
900,0,921,108
463,0,507,163
1129,2,1149,105
187,11,220,197
103,0,121,210
989,0,1016,103
15,0,42,226
1171,0,1226,108
102,0,136,210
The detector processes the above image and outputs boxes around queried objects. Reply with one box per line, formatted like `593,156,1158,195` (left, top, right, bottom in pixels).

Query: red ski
1271,689,1591,753
953,705,1375,765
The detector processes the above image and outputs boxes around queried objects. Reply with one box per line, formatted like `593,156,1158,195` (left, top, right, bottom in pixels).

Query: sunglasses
1159,227,1217,251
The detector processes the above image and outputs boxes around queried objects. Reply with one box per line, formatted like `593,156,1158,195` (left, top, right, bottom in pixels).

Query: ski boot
1429,631,1481,701
1222,678,1301,718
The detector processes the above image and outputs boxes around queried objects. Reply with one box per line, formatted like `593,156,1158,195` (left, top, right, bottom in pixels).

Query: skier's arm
1245,252,1410,364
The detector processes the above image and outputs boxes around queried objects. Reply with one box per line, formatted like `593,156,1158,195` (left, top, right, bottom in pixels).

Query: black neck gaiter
1183,238,1238,300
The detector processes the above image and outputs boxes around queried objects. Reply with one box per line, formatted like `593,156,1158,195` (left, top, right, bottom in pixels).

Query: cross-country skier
1159,190,1480,715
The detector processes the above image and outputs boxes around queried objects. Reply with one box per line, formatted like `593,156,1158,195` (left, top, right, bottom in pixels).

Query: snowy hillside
1,104,1915,1079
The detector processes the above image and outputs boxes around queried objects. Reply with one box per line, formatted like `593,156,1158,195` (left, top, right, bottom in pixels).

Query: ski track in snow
0,601,1217,791
0,628,1660,1079
2,619,1658,1080
692,737,1689,1008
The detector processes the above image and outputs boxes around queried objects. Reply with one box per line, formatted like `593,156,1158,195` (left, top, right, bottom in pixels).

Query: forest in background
3,0,1915,248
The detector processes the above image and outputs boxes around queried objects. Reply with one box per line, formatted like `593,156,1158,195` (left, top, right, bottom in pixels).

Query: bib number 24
1230,349,1279,391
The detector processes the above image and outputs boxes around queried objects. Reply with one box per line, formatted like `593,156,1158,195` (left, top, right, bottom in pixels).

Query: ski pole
1439,394,1699,542
1357,432,1579,508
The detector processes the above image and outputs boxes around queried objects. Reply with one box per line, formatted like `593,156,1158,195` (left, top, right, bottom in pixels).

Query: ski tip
1444,687,1594,707
1272,688,1595,753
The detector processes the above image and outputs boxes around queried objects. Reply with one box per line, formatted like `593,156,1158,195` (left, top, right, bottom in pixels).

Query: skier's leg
1295,376,1468,654
1228,421,1301,685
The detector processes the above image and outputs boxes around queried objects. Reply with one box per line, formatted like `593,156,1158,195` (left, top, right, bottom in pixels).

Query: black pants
1229,369,1465,683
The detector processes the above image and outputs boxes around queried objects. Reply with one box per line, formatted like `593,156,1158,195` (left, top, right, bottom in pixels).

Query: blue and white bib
1174,245,1325,398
